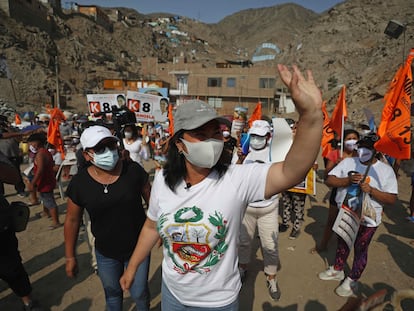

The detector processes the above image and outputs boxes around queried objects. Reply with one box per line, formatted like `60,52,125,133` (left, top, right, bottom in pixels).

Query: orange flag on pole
168,103,174,136
329,85,348,137
47,108,66,159
321,101,335,157
248,102,262,128
15,113,21,125
375,48,414,160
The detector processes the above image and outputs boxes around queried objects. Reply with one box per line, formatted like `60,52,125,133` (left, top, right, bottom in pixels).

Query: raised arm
265,64,323,198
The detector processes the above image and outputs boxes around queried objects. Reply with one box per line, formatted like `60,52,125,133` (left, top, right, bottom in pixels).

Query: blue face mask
89,147,119,171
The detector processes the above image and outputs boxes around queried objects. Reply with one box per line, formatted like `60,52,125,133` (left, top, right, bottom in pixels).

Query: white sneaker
318,266,345,281
335,277,357,297
266,276,281,301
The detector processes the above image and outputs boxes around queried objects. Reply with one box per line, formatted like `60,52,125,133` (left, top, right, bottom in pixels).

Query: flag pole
340,110,345,158
9,79,18,105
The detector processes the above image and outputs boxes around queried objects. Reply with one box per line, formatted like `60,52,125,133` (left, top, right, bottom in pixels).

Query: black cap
357,132,379,149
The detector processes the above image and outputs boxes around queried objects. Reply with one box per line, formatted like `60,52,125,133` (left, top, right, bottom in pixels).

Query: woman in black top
64,125,151,311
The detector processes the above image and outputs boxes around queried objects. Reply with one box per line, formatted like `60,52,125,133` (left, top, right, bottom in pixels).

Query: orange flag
321,101,335,157
248,102,262,128
329,85,347,137
375,48,414,159
15,113,21,125
47,108,66,159
168,103,174,136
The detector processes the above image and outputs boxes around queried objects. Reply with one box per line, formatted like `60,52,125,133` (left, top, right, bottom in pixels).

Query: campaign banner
126,91,169,122
86,93,126,115
288,169,316,195
333,206,361,250
333,181,363,249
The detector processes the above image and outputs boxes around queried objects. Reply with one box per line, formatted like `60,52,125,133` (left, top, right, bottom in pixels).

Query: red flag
168,103,174,136
15,113,21,125
375,48,414,159
248,102,262,128
329,85,347,137
47,108,65,159
321,101,335,157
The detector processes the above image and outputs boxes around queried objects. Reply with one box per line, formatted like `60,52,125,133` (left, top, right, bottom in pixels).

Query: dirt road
1,160,413,310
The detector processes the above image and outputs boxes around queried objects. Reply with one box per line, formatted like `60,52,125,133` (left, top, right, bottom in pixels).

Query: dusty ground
0,158,413,311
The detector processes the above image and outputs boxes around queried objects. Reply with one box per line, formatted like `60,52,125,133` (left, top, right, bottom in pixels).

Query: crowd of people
0,64,408,311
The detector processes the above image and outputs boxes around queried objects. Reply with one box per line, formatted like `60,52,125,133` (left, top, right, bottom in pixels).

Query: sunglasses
92,141,118,155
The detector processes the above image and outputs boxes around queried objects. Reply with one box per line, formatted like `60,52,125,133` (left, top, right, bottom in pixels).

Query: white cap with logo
249,120,271,136
80,125,118,150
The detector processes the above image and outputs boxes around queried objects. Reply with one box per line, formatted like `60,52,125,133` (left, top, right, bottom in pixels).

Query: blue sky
72,0,344,23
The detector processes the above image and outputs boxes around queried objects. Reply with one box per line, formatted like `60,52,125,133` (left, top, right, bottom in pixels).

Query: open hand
277,64,322,115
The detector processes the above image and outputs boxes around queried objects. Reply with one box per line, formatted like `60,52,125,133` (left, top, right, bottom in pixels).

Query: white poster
270,118,293,162
86,93,126,115
126,91,169,122
333,207,361,250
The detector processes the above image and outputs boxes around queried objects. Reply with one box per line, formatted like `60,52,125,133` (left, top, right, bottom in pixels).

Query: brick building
140,56,295,116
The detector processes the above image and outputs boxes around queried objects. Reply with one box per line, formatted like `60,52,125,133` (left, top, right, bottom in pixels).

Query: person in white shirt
236,119,281,301
120,64,323,310
318,133,398,297
122,124,149,166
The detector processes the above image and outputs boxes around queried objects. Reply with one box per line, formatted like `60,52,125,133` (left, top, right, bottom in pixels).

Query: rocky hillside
0,0,413,124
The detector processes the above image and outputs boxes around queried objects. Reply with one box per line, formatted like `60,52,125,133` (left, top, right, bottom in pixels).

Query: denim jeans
161,280,239,311
95,249,150,311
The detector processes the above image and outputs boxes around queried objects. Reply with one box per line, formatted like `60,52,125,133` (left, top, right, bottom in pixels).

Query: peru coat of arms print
158,206,228,274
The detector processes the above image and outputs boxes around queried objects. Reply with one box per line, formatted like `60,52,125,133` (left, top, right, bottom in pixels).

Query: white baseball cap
80,125,118,150
249,120,271,136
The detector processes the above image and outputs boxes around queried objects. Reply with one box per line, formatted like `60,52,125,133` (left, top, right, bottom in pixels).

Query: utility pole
55,55,60,109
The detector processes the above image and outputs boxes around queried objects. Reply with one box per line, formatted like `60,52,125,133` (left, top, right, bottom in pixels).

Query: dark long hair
343,129,360,140
163,130,229,192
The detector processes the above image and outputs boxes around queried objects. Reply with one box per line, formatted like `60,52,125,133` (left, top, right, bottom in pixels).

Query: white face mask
29,145,38,154
180,138,224,168
357,147,374,163
249,135,267,150
344,139,357,151
124,132,133,139
222,131,230,138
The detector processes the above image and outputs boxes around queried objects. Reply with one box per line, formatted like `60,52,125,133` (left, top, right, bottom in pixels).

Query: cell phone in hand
240,133,250,155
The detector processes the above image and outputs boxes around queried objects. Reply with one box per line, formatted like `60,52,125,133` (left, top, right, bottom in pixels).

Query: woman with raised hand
120,64,323,310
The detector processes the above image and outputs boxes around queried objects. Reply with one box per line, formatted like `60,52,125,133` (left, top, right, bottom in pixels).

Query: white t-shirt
147,163,271,307
329,157,398,227
52,152,63,166
243,145,278,207
123,138,148,165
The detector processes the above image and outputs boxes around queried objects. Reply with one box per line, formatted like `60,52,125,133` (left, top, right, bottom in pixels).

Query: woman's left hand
277,64,322,115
